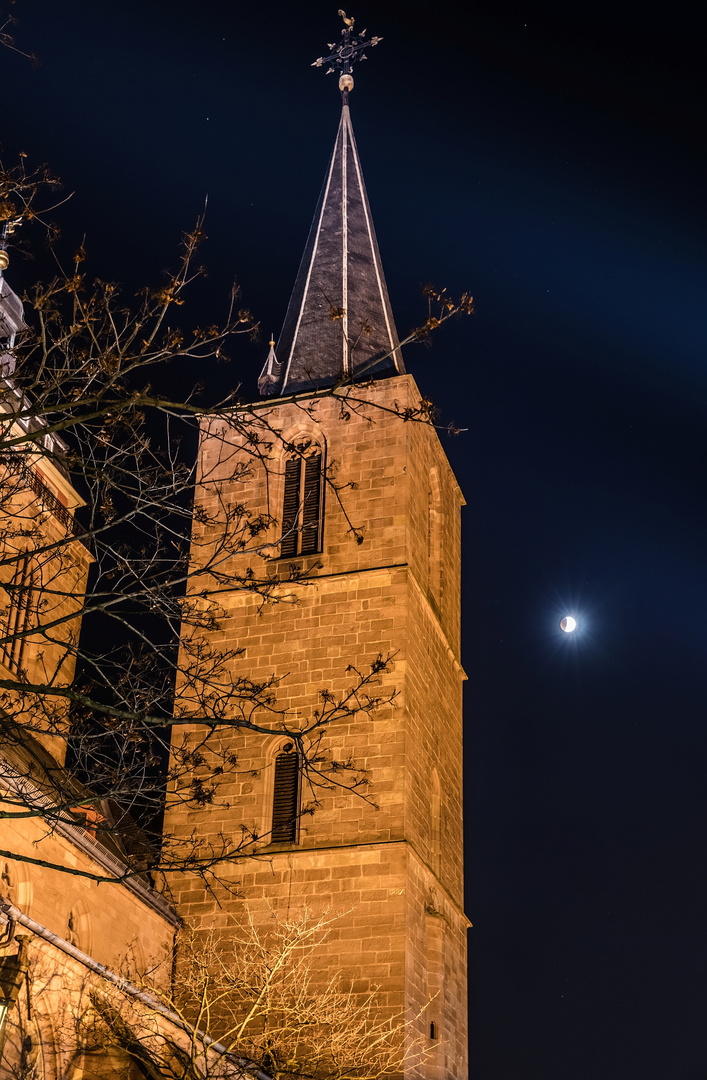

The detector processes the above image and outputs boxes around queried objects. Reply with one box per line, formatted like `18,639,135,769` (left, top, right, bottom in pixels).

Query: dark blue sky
3,2,706,1077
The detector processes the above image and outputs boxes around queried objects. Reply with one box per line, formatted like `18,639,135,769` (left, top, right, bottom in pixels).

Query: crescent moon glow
560,616,577,633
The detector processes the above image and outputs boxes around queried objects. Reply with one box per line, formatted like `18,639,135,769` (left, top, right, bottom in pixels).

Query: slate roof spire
259,11,405,397
257,334,282,396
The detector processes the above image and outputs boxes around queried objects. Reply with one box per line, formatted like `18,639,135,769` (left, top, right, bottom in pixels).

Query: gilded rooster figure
338,10,355,28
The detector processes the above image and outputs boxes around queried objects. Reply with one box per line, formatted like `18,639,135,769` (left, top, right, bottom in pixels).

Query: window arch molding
259,733,307,847
18,1003,58,1080
0,857,33,916
66,896,93,956
37,1014,58,1080
276,426,326,559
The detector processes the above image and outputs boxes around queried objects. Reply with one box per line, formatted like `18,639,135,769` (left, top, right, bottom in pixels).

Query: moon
560,616,577,633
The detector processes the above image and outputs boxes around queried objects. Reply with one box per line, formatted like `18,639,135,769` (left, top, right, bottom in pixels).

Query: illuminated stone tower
167,15,468,1077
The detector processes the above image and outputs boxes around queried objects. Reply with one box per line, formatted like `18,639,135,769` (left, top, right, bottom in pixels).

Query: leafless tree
40,907,428,1080
0,158,473,890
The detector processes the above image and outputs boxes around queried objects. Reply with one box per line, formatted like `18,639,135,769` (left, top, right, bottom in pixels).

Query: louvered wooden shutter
271,752,299,842
281,456,302,557
300,452,322,555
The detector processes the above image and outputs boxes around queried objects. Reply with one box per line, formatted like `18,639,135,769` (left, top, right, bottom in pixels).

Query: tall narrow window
271,743,300,843
280,447,323,557
1,553,34,673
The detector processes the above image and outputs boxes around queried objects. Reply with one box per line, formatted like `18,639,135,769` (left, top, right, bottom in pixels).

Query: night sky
3,2,707,1077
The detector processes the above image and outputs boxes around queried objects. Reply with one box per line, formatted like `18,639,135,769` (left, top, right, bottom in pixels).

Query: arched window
1,552,36,673
280,444,323,557
271,742,300,843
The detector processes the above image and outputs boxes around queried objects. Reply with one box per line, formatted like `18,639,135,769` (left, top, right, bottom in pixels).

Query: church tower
167,16,468,1077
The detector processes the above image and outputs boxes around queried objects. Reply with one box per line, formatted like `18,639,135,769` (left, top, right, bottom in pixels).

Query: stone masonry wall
0,461,92,765
0,813,175,977
165,374,468,1076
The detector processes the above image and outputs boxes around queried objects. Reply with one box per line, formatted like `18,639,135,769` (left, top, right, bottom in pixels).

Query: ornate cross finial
311,9,382,101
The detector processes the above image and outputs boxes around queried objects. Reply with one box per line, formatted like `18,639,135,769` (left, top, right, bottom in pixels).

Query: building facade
0,255,180,1078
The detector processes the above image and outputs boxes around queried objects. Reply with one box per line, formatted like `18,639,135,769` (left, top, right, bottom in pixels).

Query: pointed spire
269,101,405,397
260,12,404,398
258,335,282,396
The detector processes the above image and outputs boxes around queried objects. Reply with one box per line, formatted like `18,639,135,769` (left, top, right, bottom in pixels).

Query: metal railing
0,453,87,541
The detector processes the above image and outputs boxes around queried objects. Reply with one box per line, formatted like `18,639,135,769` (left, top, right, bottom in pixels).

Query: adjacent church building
0,15,468,1078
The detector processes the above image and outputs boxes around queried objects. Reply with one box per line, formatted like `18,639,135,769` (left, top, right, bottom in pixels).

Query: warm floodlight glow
560,616,577,633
